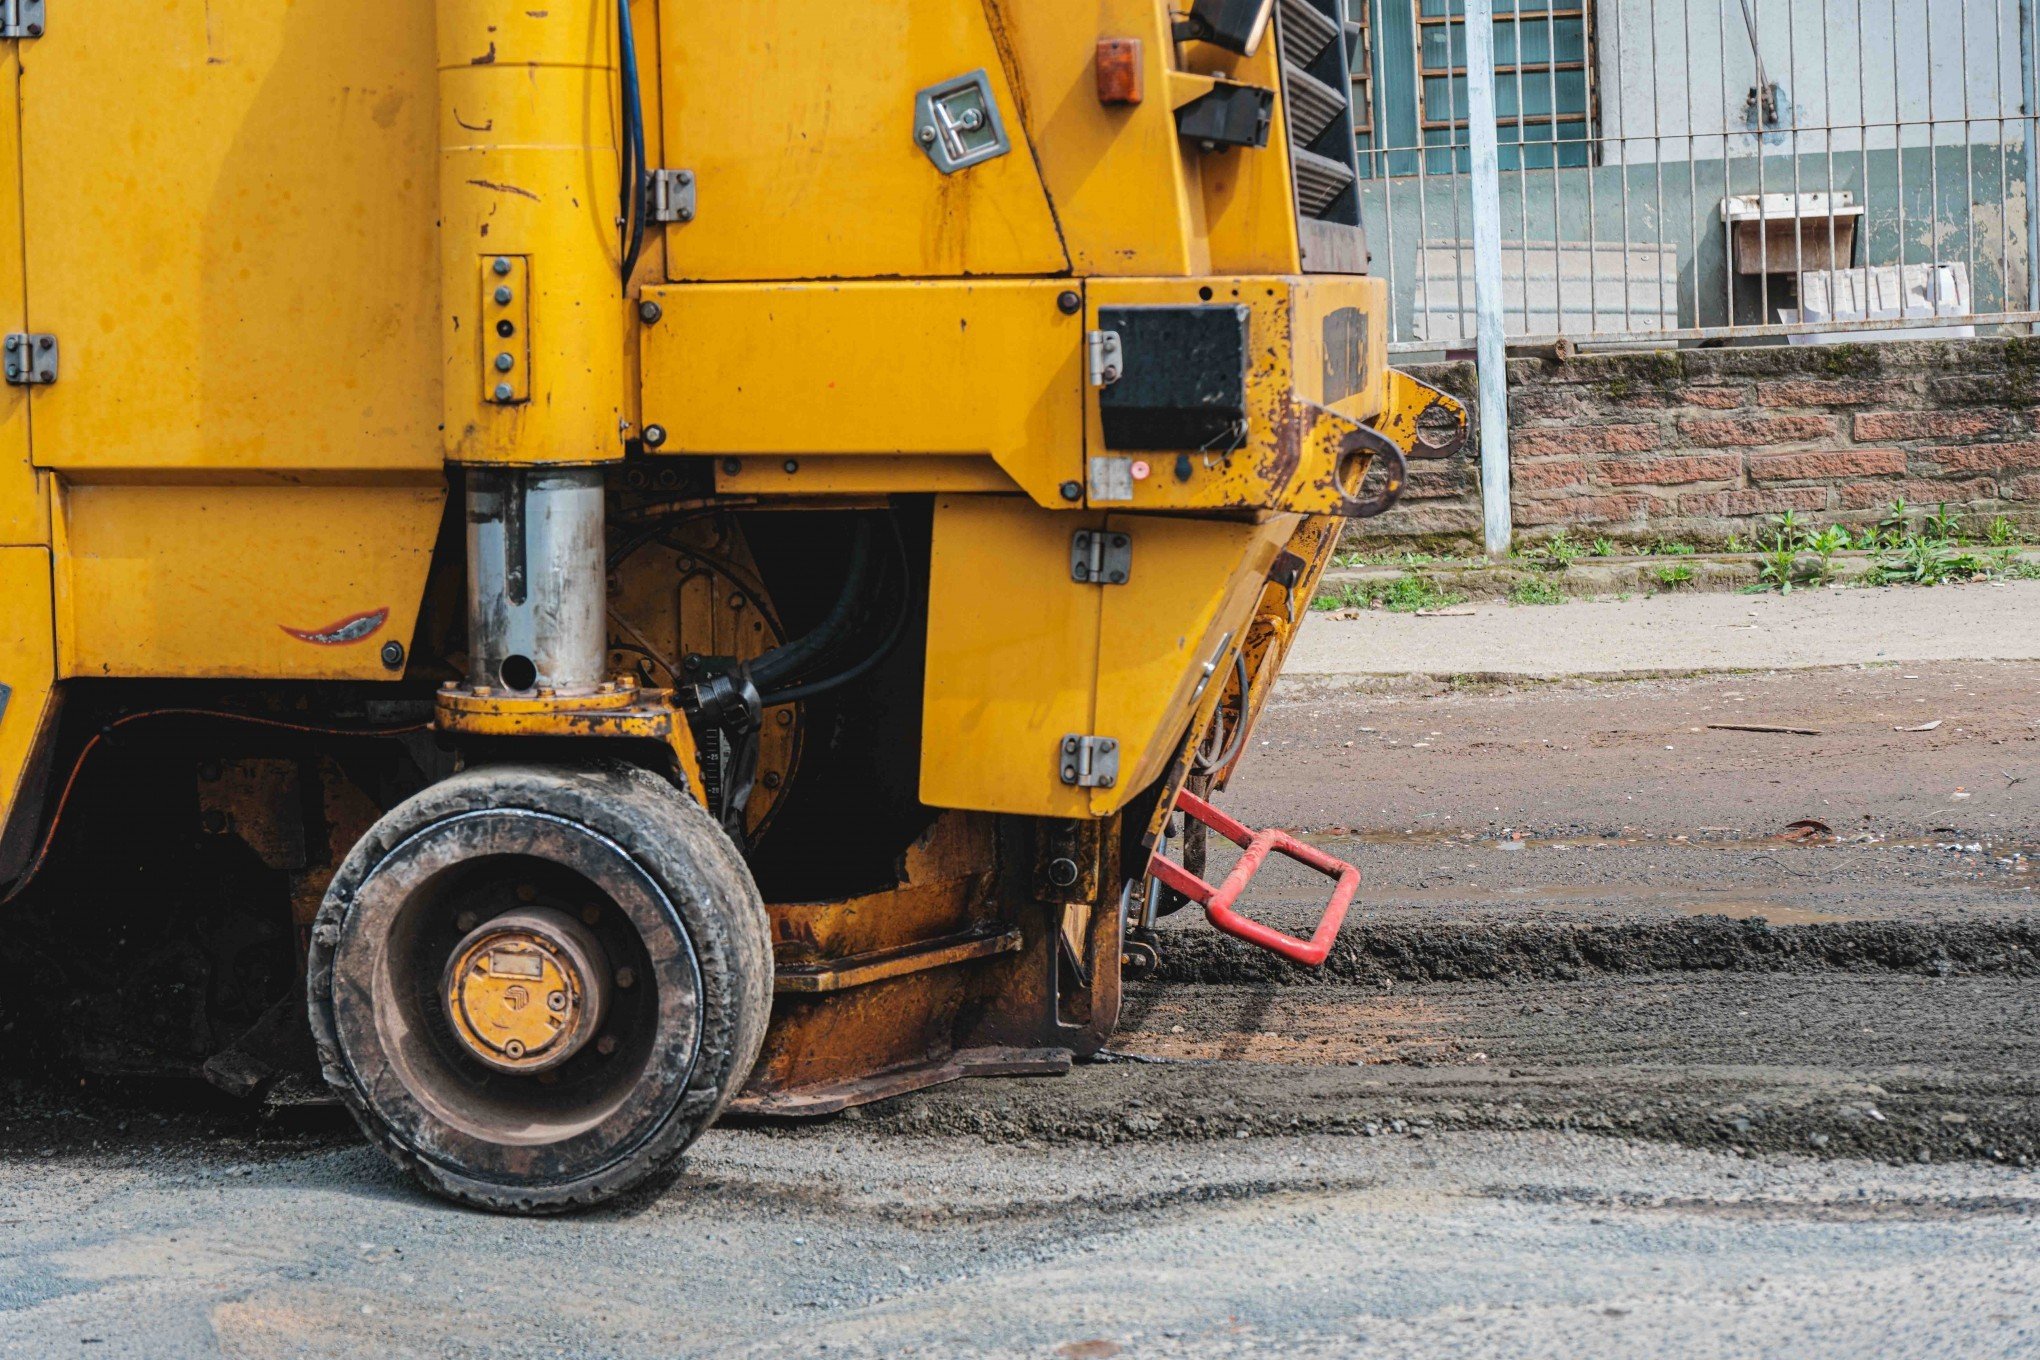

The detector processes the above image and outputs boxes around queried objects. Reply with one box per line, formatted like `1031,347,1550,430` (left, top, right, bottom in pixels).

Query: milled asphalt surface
0,584,2037,1357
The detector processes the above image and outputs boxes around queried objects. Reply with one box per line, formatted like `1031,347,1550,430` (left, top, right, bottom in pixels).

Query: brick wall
1362,337,2040,548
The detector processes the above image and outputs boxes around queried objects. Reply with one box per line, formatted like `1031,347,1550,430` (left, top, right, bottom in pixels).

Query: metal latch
914,69,1012,174
1070,529,1131,585
1058,734,1119,789
0,1,45,40
647,169,696,224
1087,330,1123,387
4,334,57,386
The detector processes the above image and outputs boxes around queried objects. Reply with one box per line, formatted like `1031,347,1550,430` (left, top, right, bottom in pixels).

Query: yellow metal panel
18,2,440,473
0,44,38,545
920,497,1101,818
1088,512,1295,813
657,0,1068,281
1083,275,1390,514
1191,39,1304,276
438,0,628,465
0,548,55,853
640,281,1086,509
53,484,446,680
984,0,1202,275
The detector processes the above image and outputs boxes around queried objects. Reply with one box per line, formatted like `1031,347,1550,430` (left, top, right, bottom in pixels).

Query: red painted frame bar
1146,790,1359,967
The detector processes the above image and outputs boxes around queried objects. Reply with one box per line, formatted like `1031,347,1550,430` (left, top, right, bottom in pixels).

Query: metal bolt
638,300,663,324
494,383,514,402
495,285,513,305
676,170,693,187
720,457,742,476
917,125,937,144
5,336,19,352
37,337,52,351
1059,480,1082,502
455,912,480,932
615,967,636,989
546,990,568,1012
1062,766,1078,781
642,424,668,448
492,256,513,275
1102,365,1121,383
958,108,985,131
762,771,783,790
503,1039,526,1059
5,364,18,381
494,352,515,372
380,640,405,671
596,1035,618,1056
1100,774,1115,787
1047,857,1079,888
1057,291,1081,315
776,710,793,727
783,459,799,474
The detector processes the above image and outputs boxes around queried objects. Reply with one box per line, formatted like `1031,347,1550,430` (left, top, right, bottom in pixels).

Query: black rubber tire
307,761,771,1214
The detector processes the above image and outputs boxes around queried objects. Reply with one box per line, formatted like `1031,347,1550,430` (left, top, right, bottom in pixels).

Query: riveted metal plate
913,69,1011,174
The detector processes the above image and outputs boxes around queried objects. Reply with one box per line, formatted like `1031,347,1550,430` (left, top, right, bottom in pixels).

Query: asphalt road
1,650,2036,1357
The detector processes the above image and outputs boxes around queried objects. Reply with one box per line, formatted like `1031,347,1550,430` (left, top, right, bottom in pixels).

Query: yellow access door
16,2,442,475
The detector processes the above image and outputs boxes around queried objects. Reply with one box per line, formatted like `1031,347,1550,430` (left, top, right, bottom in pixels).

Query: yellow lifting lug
1371,369,1470,461
434,678,709,808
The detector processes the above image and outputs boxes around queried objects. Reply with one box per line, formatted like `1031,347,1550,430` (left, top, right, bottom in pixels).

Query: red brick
1513,423,1662,458
1402,460,1473,500
1600,454,1742,486
2003,472,2040,501
1917,441,2040,473
1512,493,1663,526
1511,456,1590,492
1676,487,1829,518
1747,448,1908,482
1755,379,1909,409
1850,410,2006,441
1507,388,1578,421
1678,385,1748,410
1839,477,1998,510
1678,415,1837,447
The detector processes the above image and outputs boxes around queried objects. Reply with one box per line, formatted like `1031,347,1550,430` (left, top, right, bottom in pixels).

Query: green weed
1509,578,1565,606
1654,563,1696,589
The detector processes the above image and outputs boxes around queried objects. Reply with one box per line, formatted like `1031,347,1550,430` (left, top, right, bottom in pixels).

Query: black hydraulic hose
746,519,876,692
617,0,648,286
1192,649,1253,775
761,518,914,707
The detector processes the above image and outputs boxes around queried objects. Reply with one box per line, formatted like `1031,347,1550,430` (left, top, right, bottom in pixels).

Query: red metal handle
1146,790,1358,967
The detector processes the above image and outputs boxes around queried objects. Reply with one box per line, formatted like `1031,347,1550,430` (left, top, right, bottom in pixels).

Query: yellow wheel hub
443,908,611,1074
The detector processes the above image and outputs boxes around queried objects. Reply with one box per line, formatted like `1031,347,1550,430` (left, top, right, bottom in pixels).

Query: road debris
1898,719,1944,732
1708,723,1822,735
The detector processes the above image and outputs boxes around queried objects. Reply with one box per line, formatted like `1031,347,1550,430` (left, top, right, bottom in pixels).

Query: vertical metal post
2022,0,2040,309
1466,0,1512,556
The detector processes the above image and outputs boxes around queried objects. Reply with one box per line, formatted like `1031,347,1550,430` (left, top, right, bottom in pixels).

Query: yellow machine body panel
1082,275,1391,515
918,496,1294,819
52,484,446,680
0,548,55,846
921,496,1104,819
657,0,1068,282
1088,510,1297,814
17,2,442,476
0,43,37,548
438,0,630,465
640,280,1087,508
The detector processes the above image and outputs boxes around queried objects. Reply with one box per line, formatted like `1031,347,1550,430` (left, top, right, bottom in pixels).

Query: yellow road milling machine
0,0,1460,1211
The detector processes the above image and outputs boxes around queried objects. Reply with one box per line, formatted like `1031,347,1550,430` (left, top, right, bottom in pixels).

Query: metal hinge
1058,734,1119,789
1070,529,1131,586
647,168,696,224
1087,329,1123,387
0,1,45,40
4,333,56,386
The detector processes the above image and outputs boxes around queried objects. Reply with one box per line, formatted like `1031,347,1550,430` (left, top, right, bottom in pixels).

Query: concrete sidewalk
1286,577,2040,678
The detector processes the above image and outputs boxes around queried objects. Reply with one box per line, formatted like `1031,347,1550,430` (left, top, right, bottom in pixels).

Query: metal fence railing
1350,0,2040,351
